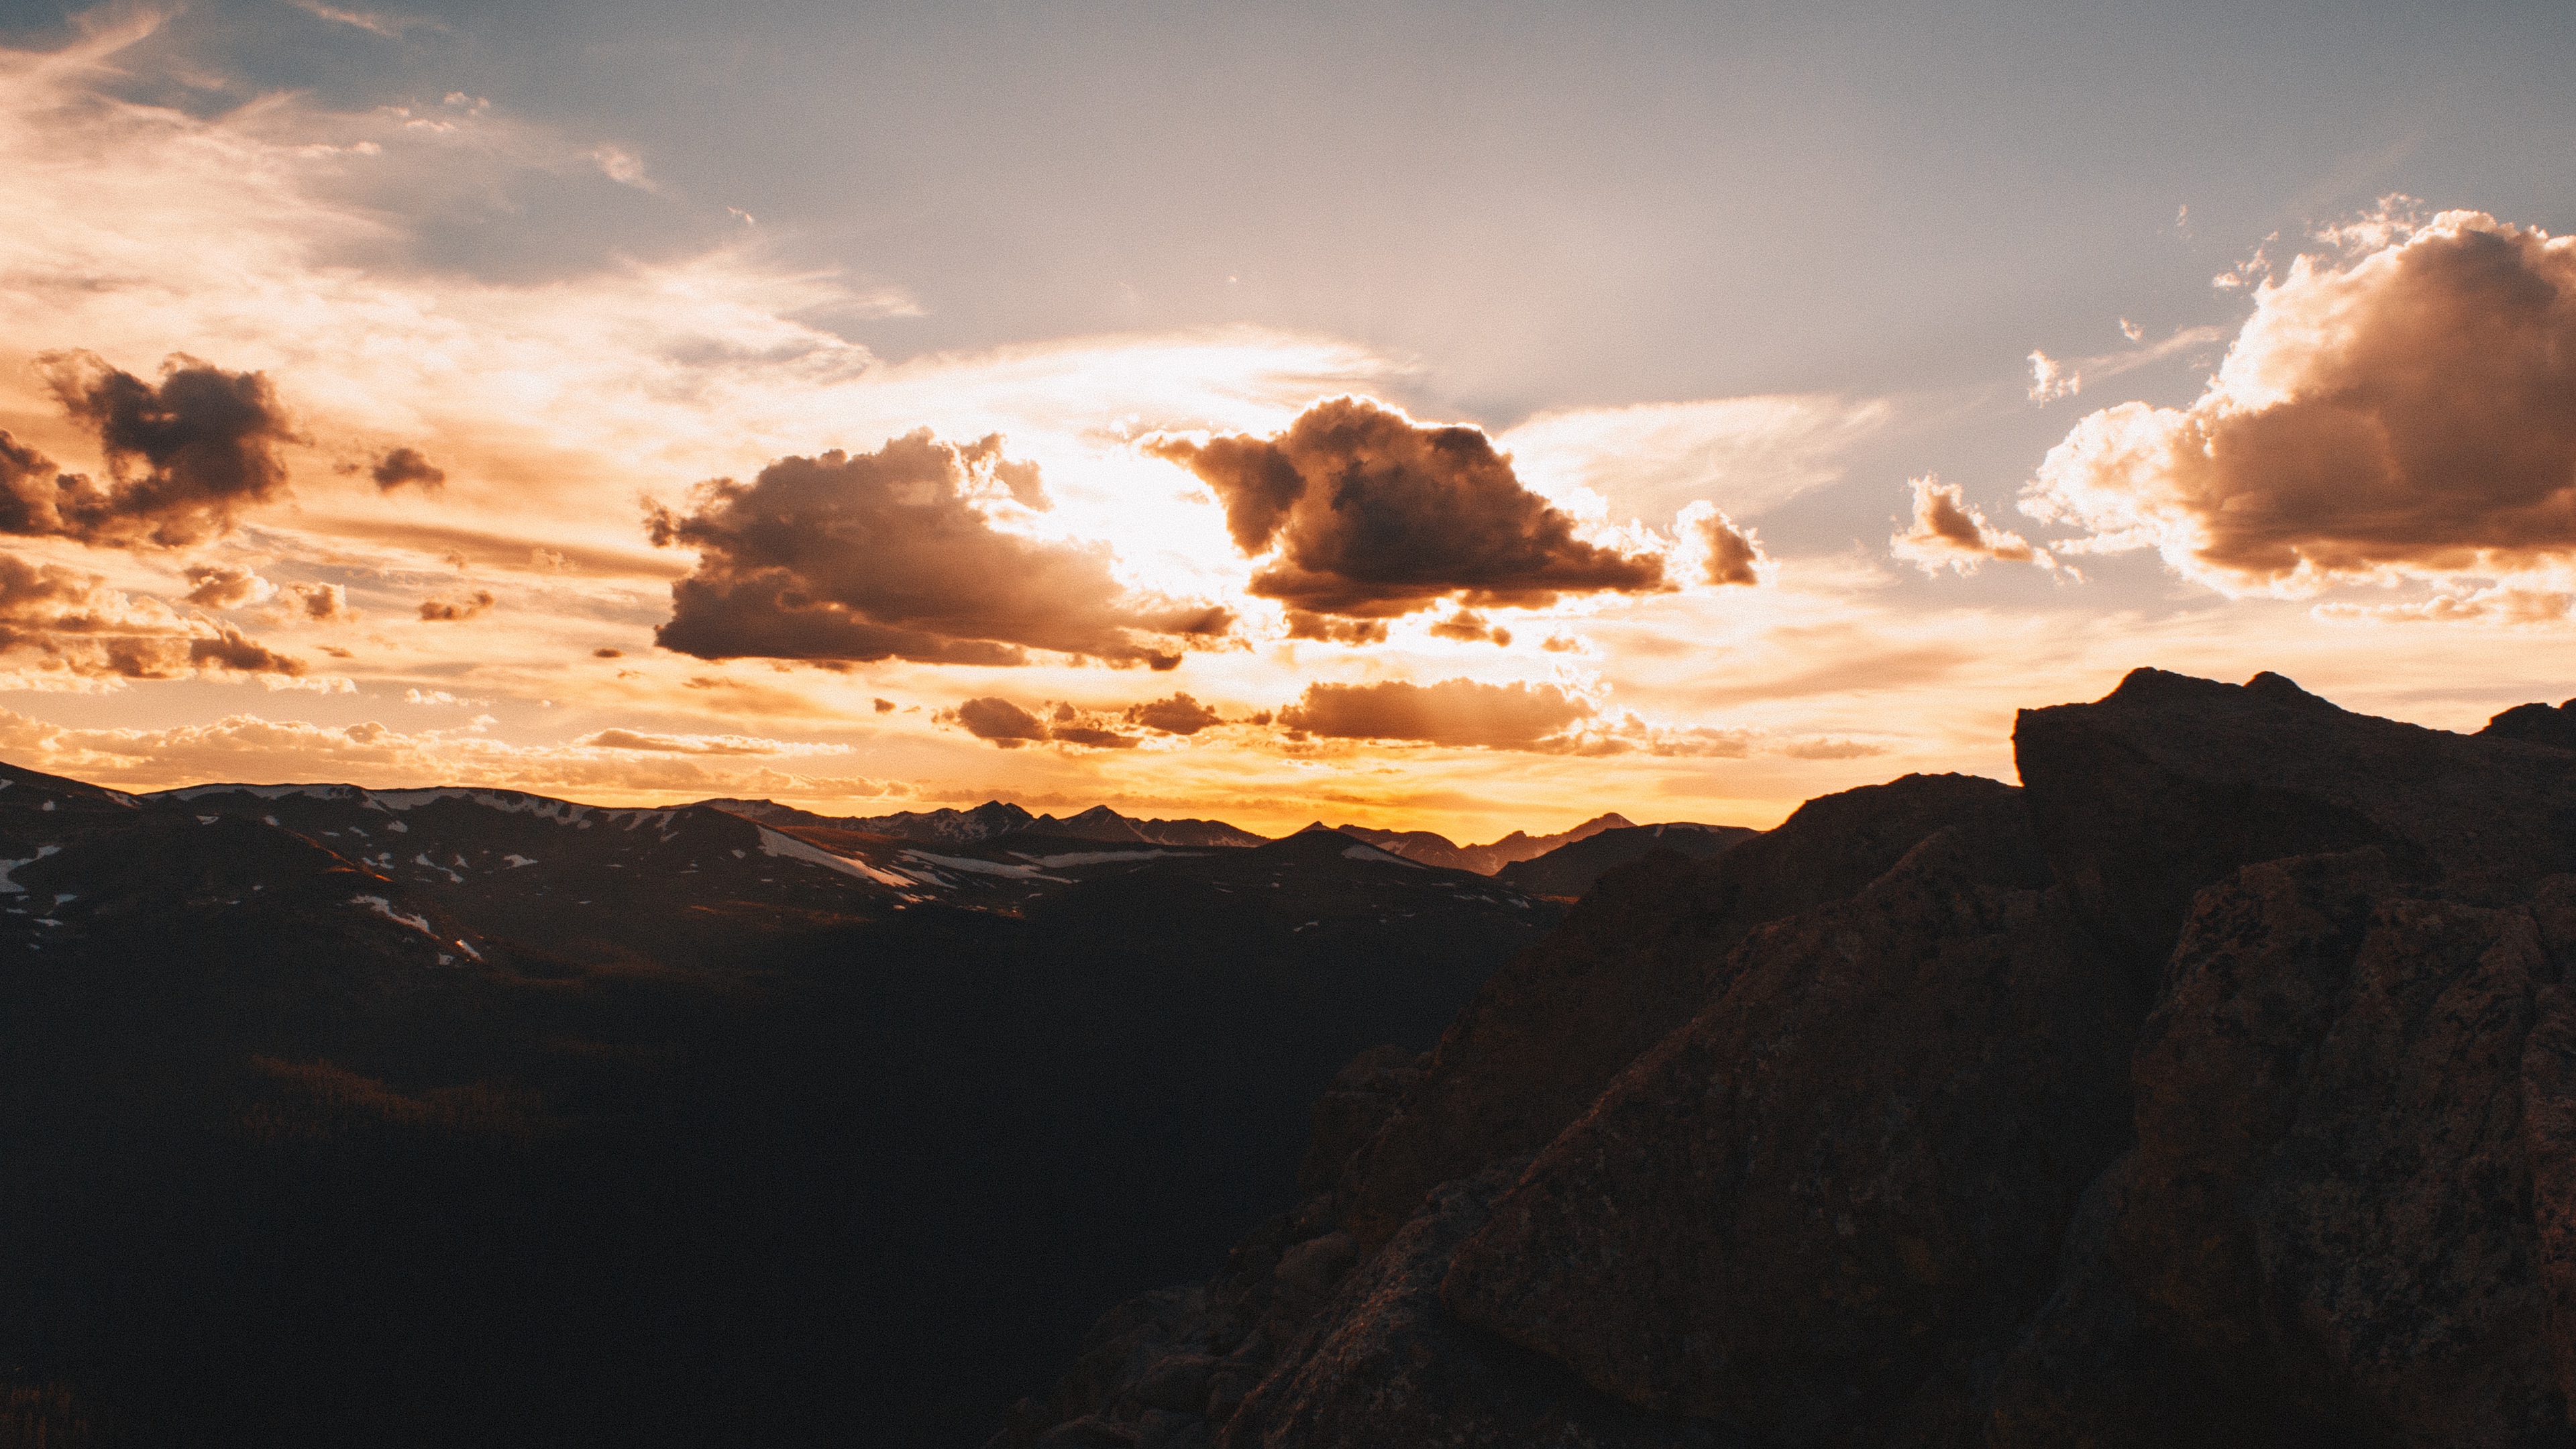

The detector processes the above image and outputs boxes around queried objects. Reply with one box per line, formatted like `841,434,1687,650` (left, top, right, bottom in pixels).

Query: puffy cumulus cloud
1891,476,2053,574
1677,501,1768,586
0,706,896,802
1276,678,1593,751
0,354,297,549
2025,210,2576,600
649,431,1233,669
1148,396,1666,623
184,563,274,608
1124,692,1223,735
418,588,496,621
0,553,307,684
368,447,445,491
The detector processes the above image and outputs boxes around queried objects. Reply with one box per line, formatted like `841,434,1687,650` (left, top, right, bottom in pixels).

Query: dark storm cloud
0,354,299,548
1148,396,1666,622
1276,677,1592,749
648,430,1232,669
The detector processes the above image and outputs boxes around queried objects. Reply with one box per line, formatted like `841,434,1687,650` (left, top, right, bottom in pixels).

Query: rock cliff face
994,669,2576,1448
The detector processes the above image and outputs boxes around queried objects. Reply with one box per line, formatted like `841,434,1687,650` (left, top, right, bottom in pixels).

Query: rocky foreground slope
995,669,2576,1448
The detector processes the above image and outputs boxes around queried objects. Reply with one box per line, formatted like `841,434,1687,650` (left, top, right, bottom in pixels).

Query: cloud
1891,476,2052,574
1284,611,1389,645
418,589,496,621
1777,737,1888,759
184,563,273,608
569,729,853,757
649,430,1232,669
1677,501,1768,586
1275,677,1593,750
938,695,1145,750
2027,350,2080,402
0,354,297,548
284,0,447,38
1148,396,1666,622
0,706,900,803
286,582,348,621
1428,609,1511,646
369,447,445,491
2025,210,2576,599
871,696,896,713
1124,692,1222,735
0,553,305,684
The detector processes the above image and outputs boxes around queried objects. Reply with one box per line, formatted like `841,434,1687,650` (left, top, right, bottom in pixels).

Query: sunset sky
1,0,2571,839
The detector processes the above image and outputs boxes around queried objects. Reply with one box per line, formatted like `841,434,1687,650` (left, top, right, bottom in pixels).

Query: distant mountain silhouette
1492,820,1757,898
696,796,1267,847
1335,811,1638,874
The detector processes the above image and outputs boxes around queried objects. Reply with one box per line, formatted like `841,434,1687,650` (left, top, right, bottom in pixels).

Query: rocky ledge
989,669,2576,1448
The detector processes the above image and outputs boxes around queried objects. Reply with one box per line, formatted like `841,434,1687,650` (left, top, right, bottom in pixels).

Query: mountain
695,797,1267,848
0,761,1560,1449
1335,811,1635,874
1491,820,1756,898
994,670,2576,1449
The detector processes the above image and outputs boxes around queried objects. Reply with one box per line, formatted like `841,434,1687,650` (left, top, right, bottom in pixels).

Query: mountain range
0,760,1617,1448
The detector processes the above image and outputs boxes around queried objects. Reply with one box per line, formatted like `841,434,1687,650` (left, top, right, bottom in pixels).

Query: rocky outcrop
1444,825,2136,1442
999,669,2576,1448
1340,773,2040,1254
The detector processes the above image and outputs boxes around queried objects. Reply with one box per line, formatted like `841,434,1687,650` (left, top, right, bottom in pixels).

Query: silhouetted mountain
1491,820,1756,898
0,760,1559,1449
698,796,1267,848
998,670,2576,1449
1336,811,1635,874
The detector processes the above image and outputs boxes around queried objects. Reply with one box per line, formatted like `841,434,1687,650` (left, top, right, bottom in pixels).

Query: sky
0,0,2571,839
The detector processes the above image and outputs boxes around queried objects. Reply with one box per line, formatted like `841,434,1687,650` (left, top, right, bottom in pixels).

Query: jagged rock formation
995,669,2576,1448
